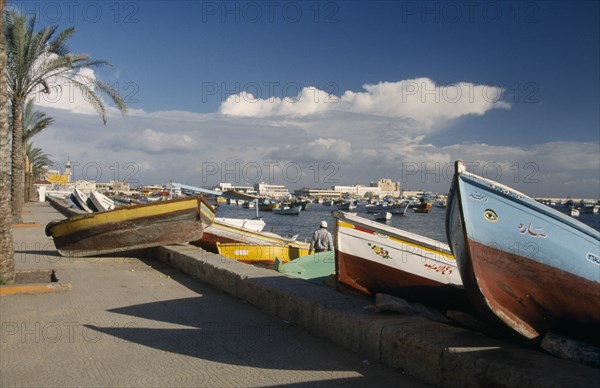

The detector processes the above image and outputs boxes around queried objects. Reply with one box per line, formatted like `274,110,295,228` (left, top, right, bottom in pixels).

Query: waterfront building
214,182,257,194
293,187,345,199
333,184,380,197
370,178,401,197
254,182,290,198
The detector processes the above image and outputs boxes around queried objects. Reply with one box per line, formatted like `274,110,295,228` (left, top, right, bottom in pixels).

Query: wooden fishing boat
333,211,465,310
216,242,309,264
45,196,215,257
446,160,600,342
46,194,89,217
272,205,302,215
413,201,432,213
89,190,116,212
275,251,335,284
71,188,93,213
365,201,409,214
214,217,265,232
191,217,308,253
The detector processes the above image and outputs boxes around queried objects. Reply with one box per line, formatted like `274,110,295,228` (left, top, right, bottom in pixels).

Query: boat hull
334,211,466,310
446,160,600,341
192,218,307,253
71,188,93,213
216,242,309,264
46,197,215,257
89,191,116,212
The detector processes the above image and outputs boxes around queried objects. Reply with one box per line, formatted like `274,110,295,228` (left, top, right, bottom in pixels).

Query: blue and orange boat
446,160,600,342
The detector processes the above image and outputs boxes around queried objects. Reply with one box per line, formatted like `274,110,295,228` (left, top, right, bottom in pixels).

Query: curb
153,245,599,387
0,282,72,296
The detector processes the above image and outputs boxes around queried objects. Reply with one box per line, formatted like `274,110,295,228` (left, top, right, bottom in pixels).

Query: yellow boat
46,196,215,257
216,242,309,264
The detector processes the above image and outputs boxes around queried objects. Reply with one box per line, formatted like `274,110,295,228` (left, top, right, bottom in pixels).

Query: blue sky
9,1,600,197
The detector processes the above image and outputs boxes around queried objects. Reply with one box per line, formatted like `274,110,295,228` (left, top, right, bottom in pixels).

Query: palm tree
8,99,55,196
0,0,15,283
26,142,52,181
22,99,54,143
4,10,127,223
9,99,55,199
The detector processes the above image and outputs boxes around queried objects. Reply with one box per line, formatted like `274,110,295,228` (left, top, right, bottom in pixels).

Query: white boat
70,188,93,213
89,191,116,212
373,211,392,221
214,217,265,232
365,201,409,214
333,211,465,310
580,204,599,214
273,205,302,215
571,207,580,217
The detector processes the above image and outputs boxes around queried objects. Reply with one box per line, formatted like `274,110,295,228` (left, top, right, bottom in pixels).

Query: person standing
310,220,334,253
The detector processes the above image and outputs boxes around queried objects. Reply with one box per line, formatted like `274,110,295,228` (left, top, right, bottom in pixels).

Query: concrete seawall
152,244,599,387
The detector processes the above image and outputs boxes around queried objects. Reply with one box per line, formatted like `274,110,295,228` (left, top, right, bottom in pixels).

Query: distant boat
580,204,599,214
570,207,580,217
413,201,432,213
46,196,215,257
333,211,465,310
70,188,93,213
365,201,409,214
89,191,116,212
258,200,279,211
434,199,448,208
216,242,309,264
446,160,600,342
272,205,302,215
289,199,311,210
337,201,356,211
373,211,392,221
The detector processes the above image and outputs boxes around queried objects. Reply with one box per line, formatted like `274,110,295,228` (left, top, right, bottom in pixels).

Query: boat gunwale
456,164,599,241
48,196,215,237
333,211,452,256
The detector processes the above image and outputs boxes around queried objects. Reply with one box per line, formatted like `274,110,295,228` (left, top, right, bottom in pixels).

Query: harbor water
214,202,600,245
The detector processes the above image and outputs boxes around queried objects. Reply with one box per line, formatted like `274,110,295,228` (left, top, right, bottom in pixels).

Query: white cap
320,220,328,228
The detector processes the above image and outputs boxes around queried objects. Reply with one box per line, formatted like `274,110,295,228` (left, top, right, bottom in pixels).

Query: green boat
274,251,335,284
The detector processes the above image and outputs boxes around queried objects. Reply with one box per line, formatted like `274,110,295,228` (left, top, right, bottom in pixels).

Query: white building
215,182,257,194
370,178,401,197
333,185,381,197
254,182,290,198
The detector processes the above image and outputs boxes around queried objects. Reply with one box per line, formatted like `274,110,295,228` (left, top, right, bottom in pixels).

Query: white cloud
32,64,101,116
103,128,198,154
219,78,510,132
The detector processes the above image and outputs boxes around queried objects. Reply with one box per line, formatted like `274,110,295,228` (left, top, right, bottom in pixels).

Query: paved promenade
1,202,427,387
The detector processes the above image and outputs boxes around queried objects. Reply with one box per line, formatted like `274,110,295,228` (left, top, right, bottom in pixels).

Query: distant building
215,182,257,194
333,185,380,197
46,160,72,185
72,180,97,194
370,178,401,197
254,182,290,198
293,187,344,199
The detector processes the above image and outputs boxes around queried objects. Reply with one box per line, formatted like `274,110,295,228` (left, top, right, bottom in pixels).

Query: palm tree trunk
10,100,24,224
0,0,16,282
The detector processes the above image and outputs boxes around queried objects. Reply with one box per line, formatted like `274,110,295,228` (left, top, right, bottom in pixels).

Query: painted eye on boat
483,209,498,222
